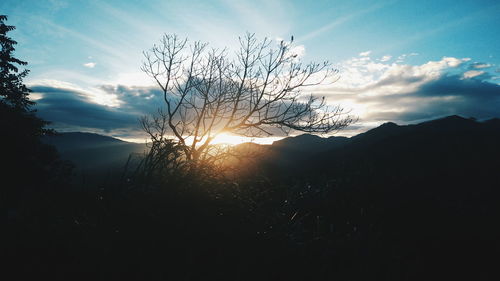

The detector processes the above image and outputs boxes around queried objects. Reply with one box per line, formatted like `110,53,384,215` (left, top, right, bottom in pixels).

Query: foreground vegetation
8,116,500,280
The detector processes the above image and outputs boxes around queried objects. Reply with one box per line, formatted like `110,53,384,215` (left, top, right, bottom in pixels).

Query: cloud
469,62,491,69
310,55,500,134
31,84,146,134
99,85,165,114
380,55,392,62
288,45,306,60
30,54,500,140
462,70,485,79
359,51,371,57
394,53,419,63
30,79,122,107
83,62,96,68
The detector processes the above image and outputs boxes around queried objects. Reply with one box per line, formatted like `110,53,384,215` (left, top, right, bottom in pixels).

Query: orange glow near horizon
211,133,282,145
117,133,283,145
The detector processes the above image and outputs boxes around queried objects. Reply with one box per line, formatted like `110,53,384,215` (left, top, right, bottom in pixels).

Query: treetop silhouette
0,15,33,111
141,33,355,165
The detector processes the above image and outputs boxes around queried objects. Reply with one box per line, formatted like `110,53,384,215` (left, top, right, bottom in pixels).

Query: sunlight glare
211,133,281,145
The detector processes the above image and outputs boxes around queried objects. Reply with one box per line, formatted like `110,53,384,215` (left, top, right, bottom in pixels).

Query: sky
2,0,500,143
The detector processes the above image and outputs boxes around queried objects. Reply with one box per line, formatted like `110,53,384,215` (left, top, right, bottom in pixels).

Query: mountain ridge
43,132,146,173
256,115,500,177
43,115,500,175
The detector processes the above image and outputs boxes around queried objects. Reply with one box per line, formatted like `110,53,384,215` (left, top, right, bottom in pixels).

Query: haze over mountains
42,132,146,174
268,115,500,172
44,115,500,177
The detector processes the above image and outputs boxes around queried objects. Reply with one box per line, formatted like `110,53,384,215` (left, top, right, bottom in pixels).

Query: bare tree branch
141,33,355,166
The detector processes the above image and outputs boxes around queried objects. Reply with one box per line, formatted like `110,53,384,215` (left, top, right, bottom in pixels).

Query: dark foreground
6,116,500,280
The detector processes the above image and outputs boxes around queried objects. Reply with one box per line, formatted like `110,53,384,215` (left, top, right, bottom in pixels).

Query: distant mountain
42,132,147,173
44,116,500,181
272,133,349,152
259,115,500,178
481,117,500,130
43,132,127,151
262,133,349,171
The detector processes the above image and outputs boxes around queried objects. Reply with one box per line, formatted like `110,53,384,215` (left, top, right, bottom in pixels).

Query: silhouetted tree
1,15,67,209
141,33,355,168
1,15,33,110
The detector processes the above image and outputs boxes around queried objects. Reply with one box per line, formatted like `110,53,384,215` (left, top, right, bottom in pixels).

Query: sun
211,133,251,145
211,133,282,145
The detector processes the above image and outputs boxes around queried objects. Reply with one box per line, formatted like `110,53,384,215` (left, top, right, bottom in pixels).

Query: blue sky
2,0,500,141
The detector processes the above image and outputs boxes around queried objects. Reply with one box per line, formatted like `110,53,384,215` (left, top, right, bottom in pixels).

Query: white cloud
471,63,491,69
30,79,121,107
110,71,155,87
463,70,485,79
288,45,306,59
394,53,418,63
83,62,96,68
31,52,500,140
359,51,371,57
380,55,392,62
301,54,498,136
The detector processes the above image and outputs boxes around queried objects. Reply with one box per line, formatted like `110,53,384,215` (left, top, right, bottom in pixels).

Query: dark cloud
416,74,499,99
99,85,165,114
362,74,500,123
32,86,141,132
369,74,425,89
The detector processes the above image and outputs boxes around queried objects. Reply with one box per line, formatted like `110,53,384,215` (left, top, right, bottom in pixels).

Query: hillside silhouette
54,115,500,178
8,115,500,281
262,115,500,175
253,115,500,280
42,132,146,181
